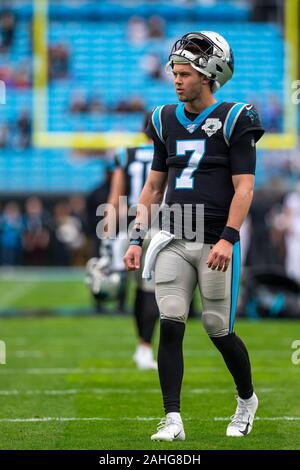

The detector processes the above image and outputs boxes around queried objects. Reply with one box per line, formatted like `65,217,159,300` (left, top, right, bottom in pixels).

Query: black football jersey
147,101,264,243
115,144,153,207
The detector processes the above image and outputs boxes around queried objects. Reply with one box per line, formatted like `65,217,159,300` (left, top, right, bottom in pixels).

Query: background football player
87,115,160,370
124,31,264,440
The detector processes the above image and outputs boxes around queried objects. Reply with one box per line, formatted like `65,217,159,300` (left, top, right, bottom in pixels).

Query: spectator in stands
0,61,31,89
114,100,131,113
246,189,276,267
281,184,300,284
0,202,23,266
130,97,146,112
114,97,145,113
49,43,69,80
127,16,148,46
69,91,106,115
13,110,31,149
69,195,89,265
89,96,106,114
70,195,88,232
148,16,165,39
141,52,164,80
48,201,85,266
86,166,113,257
267,191,286,269
69,90,89,114
0,9,16,52
251,0,279,22
0,64,13,87
263,95,282,133
22,197,50,266
13,61,31,89
0,123,8,148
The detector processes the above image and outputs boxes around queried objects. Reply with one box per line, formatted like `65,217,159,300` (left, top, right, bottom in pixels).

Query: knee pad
158,295,188,323
202,310,229,337
155,250,194,323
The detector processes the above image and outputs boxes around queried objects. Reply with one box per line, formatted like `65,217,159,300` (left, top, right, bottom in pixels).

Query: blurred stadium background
0,0,300,450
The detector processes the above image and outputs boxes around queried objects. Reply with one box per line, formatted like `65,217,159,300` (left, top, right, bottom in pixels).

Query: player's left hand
206,239,233,272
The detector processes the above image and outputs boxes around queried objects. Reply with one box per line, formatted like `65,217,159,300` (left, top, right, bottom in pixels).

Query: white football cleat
226,392,258,437
151,416,185,442
133,344,157,370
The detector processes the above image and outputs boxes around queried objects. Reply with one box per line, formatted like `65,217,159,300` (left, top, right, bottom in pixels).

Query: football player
124,31,264,440
89,115,160,370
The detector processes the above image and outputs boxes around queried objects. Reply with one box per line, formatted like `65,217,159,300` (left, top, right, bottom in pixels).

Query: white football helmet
85,256,122,299
166,31,234,92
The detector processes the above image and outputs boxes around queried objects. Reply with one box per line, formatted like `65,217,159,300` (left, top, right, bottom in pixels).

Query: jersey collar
175,101,223,134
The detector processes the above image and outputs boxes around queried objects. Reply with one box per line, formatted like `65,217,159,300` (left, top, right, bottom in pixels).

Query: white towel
142,230,175,281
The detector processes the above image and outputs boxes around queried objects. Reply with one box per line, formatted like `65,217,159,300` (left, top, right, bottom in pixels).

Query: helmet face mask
167,31,234,93
170,33,223,67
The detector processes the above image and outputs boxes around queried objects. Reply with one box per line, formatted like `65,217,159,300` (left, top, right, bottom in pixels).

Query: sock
210,332,254,400
158,319,185,414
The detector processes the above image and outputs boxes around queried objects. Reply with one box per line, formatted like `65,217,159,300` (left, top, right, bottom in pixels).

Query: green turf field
0,316,299,450
0,269,91,311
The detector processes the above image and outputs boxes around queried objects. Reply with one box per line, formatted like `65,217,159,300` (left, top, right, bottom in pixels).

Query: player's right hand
123,245,142,271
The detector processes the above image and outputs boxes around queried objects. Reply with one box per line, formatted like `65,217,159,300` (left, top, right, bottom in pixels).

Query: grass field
0,269,91,312
0,315,300,450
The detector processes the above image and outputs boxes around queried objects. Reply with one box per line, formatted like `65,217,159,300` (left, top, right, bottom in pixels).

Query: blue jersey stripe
229,241,241,333
117,147,127,169
225,103,246,143
152,106,164,143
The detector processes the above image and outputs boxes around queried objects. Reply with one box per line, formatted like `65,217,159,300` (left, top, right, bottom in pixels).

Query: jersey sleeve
114,148,128,170
227,103,265,146
146,107,168,173
229,132,256,175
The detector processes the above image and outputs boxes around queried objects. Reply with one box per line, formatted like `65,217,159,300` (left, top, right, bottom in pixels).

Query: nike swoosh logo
240,421,250,436
174,431,181,439
245,105,253,110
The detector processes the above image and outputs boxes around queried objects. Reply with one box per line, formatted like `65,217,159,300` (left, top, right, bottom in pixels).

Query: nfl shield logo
201,118,222,137
186,123,197,134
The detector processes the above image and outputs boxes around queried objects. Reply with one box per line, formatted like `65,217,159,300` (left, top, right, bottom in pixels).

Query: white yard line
0,388,159,395
213,417,300,422
0,366,295,374
190,387,275,394
0,416,298,423
5,349,295,361
0,417,162,423
13,351,44,358
6,350,291,359
0,387,275,396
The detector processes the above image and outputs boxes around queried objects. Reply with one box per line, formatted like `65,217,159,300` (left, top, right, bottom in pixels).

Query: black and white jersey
115,144,153,207
147,101,264,243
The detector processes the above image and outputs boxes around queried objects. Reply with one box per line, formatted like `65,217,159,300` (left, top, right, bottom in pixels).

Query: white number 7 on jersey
175,140,206,190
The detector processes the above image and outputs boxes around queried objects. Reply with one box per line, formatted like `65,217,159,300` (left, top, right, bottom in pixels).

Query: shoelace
156,417,175,431
230,399,250,427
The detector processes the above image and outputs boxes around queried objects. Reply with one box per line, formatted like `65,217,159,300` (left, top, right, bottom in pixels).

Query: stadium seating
0,4,284,192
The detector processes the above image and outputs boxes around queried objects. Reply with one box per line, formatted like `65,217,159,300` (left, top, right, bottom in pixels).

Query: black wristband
129,226,147,248
220,226,240,245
